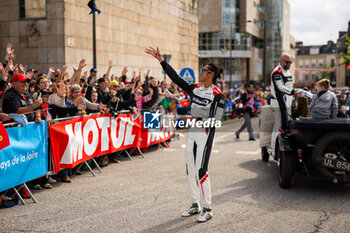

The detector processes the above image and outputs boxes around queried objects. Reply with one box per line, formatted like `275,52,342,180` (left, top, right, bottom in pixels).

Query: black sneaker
181,203,201,217
249,138,256,141
235,132,240,139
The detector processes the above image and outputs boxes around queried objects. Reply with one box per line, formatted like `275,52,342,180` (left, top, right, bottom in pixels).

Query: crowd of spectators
0,43,200,206
1,42,347,207
218,83,269,120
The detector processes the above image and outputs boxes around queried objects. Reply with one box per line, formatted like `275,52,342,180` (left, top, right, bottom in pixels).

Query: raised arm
105,60,114,83
145,46,193,94
68,59,86,85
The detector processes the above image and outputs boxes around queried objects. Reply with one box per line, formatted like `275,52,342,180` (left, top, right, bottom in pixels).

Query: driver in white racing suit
145,46,225,223
270,54,295,157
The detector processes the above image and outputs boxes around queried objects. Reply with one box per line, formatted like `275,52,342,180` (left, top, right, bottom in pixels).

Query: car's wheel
277,148,294,189
312,132,350,182
261,146,269,162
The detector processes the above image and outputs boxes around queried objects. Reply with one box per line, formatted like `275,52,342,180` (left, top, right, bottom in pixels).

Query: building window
254,1,265,13
254,19,264,29
330,59,335,67
19,0,46,19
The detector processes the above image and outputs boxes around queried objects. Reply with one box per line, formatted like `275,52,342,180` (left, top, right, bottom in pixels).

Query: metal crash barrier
0,109,176,206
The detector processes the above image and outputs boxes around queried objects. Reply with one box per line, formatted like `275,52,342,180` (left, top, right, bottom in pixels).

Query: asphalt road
1,118,350,233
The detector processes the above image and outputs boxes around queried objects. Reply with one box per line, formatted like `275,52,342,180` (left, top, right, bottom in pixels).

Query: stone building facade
0,0,199,80
295,41,337,87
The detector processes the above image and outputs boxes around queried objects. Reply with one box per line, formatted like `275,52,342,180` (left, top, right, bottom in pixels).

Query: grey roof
296,42,336,55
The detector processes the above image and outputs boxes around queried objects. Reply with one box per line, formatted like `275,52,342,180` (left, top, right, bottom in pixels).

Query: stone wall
64,0,199,81
0,0,65,74
198,0,222,33
0,0,199,81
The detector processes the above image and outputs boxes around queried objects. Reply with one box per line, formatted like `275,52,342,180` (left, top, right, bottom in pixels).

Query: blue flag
88,0,101,14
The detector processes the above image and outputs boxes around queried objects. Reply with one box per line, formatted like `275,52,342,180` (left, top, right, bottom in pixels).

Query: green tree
340,36,350,65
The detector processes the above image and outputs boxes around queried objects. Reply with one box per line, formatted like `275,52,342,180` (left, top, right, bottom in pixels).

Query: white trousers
185,126,215,209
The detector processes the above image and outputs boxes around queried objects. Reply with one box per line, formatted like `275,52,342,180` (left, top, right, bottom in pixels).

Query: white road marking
181,144,186,149
164,149,177,152
212,150,220,154
236,149,260,155
217,133,233,141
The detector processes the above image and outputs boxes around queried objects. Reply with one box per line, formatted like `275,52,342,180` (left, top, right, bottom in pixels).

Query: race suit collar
278,63,288,73
202,84,215,89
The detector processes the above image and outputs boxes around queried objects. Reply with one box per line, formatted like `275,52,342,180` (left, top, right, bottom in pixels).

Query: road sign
179,68,195,84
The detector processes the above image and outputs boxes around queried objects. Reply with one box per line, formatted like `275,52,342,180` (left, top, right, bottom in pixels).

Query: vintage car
260,105,350,188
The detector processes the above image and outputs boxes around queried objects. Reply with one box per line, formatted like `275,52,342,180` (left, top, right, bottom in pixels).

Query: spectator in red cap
2,73,42,123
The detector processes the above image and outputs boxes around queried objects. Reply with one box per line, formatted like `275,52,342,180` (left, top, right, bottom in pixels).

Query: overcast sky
290,0,349,45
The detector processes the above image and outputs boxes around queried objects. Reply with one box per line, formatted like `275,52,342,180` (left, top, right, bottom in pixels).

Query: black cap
90,68,97,73
40,89,53,95
26,68,37,73
97,77,106,84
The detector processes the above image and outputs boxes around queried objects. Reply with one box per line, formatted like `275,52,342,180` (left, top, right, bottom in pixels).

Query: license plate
323,158,350,172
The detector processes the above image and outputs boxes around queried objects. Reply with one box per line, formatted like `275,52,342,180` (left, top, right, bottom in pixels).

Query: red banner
139,114,175,148
0,123,10,150
49,113,141,173
295,67,335,73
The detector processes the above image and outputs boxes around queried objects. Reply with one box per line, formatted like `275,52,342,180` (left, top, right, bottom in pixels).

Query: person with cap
26,68,36,80
88,68,97,84
38,89,53,123
109,80,119,92
85,77,113,105
2,73,42,123
109,79,133,100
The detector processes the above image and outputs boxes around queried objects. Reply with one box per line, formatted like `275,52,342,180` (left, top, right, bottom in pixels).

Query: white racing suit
270,64,294,154
161,61,225,209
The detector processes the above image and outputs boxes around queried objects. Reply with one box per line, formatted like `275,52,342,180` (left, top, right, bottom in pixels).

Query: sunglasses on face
201,68,212,74
111,85,119,88
285,61,293,64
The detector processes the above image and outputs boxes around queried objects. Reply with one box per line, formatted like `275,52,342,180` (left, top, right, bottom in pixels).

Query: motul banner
140,114,175,148
49,114,141,173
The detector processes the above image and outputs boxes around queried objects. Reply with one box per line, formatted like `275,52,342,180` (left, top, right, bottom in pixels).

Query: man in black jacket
3,73,42,122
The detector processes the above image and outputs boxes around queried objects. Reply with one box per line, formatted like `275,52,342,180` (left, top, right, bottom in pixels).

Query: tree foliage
340,36,350,65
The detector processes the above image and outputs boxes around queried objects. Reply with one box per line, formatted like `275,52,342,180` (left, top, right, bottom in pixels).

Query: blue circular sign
179,68,195,84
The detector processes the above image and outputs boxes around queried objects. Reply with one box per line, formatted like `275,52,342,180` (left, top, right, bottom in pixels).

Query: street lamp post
263,19,267,89
229,23,233,88
88,0,100,69
92,12,97,68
